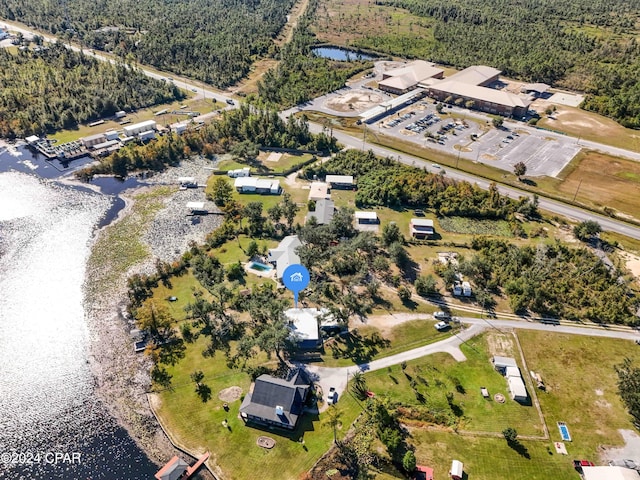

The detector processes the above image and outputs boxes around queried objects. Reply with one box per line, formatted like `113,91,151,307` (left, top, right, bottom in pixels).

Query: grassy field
50,96,222,144
153,334,363,480
438,217,513,237
364,332,545,436
319,319,454,367
217,152,314,174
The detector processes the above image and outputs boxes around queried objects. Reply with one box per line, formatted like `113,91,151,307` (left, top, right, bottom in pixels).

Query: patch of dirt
599,429,640,464
218,386,242,402
486,332,514,357
264,152,283,163
621,252,640,278
325,90,384,113
595,389,604,396
355,313,431,335
595,399,612,409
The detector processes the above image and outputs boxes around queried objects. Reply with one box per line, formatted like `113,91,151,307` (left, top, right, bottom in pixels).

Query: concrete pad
549,92,585,107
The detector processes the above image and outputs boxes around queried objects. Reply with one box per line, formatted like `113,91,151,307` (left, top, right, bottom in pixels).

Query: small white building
582,466,640,480
492,356,518,370
104,130,120,141
449,459,463,480
228,167,251,178
25,135,41,144
115,110,126,119
170,122,189,134
234,177,281,195
123,120,157,137
325,174,354,189
355,211,379,231
138,130,156,141
462,281,472,296
284,308,325,349
186,201,206,214
410,218,435,239
308,182,330,201
507,375,528,402
82,133,107,148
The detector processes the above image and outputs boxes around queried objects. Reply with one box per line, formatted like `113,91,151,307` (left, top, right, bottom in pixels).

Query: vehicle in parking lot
435,321,450,331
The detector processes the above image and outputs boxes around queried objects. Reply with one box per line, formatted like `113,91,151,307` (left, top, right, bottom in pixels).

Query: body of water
0,148,159,478
311,46,376,61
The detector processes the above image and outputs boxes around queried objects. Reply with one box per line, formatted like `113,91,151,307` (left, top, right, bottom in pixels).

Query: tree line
354,0,640,127
0,0,295,88
305,149,538,219
0,43,182,138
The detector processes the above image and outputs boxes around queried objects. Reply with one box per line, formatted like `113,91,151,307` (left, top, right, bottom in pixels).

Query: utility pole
572,178,583,202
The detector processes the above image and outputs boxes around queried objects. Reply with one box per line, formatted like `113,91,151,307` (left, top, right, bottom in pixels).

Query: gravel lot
141,155,222,262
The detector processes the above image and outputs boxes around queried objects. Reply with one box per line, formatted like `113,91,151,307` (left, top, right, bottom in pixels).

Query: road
4,18,640,239
306,123,640,239
306,316,640,409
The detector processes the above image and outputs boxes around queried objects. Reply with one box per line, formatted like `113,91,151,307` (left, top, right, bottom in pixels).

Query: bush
415,275,437,296
397,285,412,302
226,261,245,281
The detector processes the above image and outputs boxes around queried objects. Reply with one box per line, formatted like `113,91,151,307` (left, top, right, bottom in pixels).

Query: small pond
312,46,376,61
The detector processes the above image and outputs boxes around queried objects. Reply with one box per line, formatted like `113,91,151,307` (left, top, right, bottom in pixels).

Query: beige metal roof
583,466,640,480
430,80,532,108
446,65,501,86
383,60,443,82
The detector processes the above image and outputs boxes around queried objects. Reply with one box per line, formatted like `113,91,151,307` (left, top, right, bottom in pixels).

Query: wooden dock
186,452,210,477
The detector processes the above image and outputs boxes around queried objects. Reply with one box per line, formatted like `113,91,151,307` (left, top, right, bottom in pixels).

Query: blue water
312,46,376,61
250,261,273,272
558,424,571,441
0,152,160,478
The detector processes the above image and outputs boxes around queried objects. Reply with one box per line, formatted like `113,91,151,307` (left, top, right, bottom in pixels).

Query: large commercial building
426,65,532,117
378,60,444,95
123,120,157,137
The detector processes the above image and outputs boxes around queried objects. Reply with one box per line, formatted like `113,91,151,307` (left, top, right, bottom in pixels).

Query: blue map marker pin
282,264,310,308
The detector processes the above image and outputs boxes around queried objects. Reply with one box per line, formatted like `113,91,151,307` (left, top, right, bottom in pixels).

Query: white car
435,321,450,331
434,311,450,320
327,387,337,405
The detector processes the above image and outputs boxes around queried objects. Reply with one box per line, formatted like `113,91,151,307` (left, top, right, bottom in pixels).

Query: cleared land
216,151,314,174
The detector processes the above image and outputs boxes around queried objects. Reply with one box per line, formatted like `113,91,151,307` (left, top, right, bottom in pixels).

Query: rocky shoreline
82,156,221,477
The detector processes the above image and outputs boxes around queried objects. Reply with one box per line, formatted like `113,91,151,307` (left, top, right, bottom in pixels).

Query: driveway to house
304,323,485,410
305,315,640,410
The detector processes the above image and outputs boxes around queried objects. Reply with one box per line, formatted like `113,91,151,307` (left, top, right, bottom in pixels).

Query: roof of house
268,235,302,278
582,466,640,480
154,456,189,480
379,75,419,92
430,80,532,109
235,177,280,191
240,370,310,428
82,133,106,143
123,119,157,132
308,181,330,200
411,218,434,227
508,375,528,399
493,356,518,367
355,211,378,220
285,308,325,343
325,174,354,184
505,366,521,378
446,65,502,86
307,198,335,225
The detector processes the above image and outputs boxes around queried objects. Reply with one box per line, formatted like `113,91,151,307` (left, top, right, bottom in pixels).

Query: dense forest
0,0,294,87
307,150,538,219
258,0,372,107
453,237,639,324
0,43,181,138
350,0,640,128
77,103,337,179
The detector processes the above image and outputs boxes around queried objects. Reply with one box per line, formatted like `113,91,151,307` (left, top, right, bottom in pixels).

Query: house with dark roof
240,370,311,430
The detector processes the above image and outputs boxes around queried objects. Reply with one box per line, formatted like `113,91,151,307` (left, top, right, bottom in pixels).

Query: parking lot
373,101,580,178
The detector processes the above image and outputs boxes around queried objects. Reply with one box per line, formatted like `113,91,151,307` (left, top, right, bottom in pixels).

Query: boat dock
154,452,210,480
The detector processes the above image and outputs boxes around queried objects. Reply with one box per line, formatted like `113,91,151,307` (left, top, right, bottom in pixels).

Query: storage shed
449,460,463,480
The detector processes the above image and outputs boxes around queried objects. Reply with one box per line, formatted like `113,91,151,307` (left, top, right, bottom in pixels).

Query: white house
228,167,251,178
308,182,330,201
284,308,325,349
355,211,379,232
410,218,435,239
234,177,281,195
325,174,354,189
582,466,640,480
123,120,156,137
507,375,528,402
268,235,302,279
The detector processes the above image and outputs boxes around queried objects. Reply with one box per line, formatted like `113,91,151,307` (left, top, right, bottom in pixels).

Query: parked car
434,311,450,320
435,321,450,331
573,460,595,470
327,387,337,405
226,99,235,105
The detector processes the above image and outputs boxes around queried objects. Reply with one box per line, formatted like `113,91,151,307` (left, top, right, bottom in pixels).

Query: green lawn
319,320,454,367
217,152,314,174
438,216,513,237
153,335,363,480
363,333,544,436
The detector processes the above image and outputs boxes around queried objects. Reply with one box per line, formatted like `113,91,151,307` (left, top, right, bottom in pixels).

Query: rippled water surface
0,172,158,479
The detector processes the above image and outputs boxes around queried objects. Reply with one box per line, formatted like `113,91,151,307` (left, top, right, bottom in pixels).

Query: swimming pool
557,422,571,441
249,261,273,272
